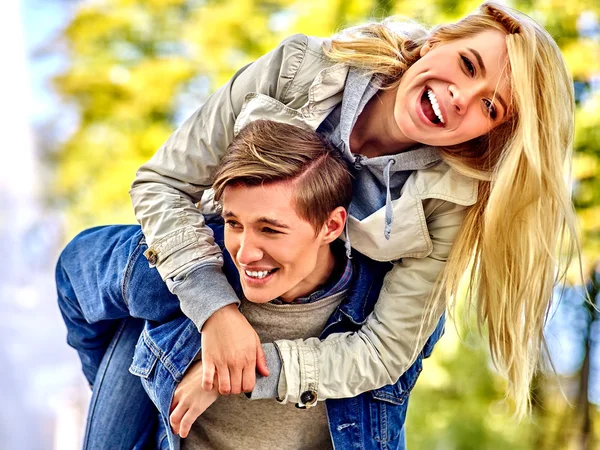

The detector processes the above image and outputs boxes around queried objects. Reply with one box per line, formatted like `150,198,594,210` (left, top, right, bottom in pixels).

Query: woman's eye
483,99,497,120
461,55,475,77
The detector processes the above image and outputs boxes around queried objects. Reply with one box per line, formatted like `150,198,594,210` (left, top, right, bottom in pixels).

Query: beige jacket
130,34,478,404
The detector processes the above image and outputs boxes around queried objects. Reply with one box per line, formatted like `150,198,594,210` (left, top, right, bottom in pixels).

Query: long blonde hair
326,2,577,417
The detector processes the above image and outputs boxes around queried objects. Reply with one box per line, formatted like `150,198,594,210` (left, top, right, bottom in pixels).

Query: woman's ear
319,207,347,245
420,38,440,57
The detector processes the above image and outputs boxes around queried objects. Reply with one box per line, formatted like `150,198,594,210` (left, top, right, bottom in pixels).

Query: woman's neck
349,88,418,158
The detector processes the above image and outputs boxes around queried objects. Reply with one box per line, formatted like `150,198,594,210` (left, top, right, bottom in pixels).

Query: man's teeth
245,270,271,279
427,89,445,124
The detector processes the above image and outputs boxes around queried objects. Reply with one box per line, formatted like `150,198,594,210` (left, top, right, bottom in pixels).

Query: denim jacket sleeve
129,35,310,329
275,198,468,403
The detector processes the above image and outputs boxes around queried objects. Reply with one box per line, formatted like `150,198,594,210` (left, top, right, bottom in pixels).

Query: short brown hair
212,120,352,232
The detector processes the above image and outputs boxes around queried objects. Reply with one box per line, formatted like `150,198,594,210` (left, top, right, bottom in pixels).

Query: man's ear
319,207,347,245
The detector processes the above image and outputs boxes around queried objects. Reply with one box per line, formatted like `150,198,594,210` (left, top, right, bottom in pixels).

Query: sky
23,0,72,123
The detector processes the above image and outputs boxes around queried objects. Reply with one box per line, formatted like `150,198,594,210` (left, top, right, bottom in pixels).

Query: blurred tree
48,0,600,448
51,0,199,231
522,4,600,450
406,318,534,449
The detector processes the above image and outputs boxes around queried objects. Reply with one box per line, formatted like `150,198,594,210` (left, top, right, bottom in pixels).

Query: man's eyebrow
257,217,290,229
222,211,290,229
468,48,486,78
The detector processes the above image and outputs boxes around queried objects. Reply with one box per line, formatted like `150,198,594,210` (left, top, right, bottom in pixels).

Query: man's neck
279,243,346,303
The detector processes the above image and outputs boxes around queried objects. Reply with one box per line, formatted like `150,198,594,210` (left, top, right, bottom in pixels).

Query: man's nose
236,233,263,265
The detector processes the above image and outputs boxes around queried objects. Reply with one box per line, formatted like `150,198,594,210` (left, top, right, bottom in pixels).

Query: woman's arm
129,34,310,329
136,200,465,423
130,35,315,395
272,199,468,403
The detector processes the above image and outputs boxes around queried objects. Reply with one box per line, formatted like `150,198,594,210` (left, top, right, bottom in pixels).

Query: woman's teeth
427,89,445,124
245,270,271,279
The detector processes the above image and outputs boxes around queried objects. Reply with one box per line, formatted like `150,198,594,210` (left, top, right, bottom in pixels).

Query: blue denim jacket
129,224,445,450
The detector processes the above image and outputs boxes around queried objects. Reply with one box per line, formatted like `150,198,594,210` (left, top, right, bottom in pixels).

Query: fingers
256,342,270,377
201,361,216,391
170,397,179,414
170,406,202,439
229,364,243,395
169,403,185,435
178,409,201,439
242,366,256,393
217,365,231,395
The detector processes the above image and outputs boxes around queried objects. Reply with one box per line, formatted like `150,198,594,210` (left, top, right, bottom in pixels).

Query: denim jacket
129,225,445,450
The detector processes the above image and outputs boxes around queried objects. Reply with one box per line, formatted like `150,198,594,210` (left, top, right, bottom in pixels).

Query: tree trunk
574,265,599,449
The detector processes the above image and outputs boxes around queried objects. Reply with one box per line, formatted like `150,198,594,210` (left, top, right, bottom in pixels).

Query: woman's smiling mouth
420,88,445,126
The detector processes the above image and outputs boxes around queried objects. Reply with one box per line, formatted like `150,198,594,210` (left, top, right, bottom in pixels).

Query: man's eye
262,227,280,234
483,99,497,120
225,220,240,229
461,55,475,77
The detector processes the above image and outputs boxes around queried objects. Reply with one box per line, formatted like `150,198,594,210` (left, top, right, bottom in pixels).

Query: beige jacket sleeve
129,35,311,328
275,199,467,403
130,34,310,282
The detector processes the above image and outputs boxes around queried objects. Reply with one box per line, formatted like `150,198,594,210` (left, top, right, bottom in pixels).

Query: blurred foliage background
42,0,600,448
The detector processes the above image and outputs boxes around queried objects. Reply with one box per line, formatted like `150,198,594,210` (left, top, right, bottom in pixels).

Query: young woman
59,2,575,444
129,1,575,417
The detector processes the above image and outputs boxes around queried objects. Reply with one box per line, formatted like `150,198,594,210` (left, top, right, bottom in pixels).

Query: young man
56,121,443,450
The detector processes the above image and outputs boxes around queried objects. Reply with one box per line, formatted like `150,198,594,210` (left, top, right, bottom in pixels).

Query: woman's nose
448,84,474,115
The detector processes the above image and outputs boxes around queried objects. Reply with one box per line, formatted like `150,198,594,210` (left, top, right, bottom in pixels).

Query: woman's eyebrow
495,93,508,117
468,48,486,77
467,47,509,116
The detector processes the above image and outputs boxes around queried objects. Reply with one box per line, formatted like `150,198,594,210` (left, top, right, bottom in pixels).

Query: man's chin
242,285,280,304
244,294,274,304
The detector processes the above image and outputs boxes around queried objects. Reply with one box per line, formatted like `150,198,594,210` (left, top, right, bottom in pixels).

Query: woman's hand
170,361,219,438
200,304,269,394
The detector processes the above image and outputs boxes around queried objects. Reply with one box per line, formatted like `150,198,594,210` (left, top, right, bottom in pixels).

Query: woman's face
394,29,512,147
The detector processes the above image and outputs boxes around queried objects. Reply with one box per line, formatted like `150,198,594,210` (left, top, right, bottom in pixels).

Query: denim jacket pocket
370,356,423,406
129,334,159,379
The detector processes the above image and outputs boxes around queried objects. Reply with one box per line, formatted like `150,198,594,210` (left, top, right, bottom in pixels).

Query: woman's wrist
168,265,241,331
202,303,241,331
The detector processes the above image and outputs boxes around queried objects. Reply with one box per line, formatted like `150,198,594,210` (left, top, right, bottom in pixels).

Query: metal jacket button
144,248,158,265
295,390,317,409
301,390,316,405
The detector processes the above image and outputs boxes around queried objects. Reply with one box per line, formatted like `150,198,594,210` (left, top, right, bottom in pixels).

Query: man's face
222,181,333,303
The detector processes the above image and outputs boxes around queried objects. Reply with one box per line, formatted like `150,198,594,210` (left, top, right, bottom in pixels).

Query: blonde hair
213,120,352,232
326,3,576,417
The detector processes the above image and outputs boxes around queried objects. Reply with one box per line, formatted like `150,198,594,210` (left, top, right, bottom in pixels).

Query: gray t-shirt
182,293,345,450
